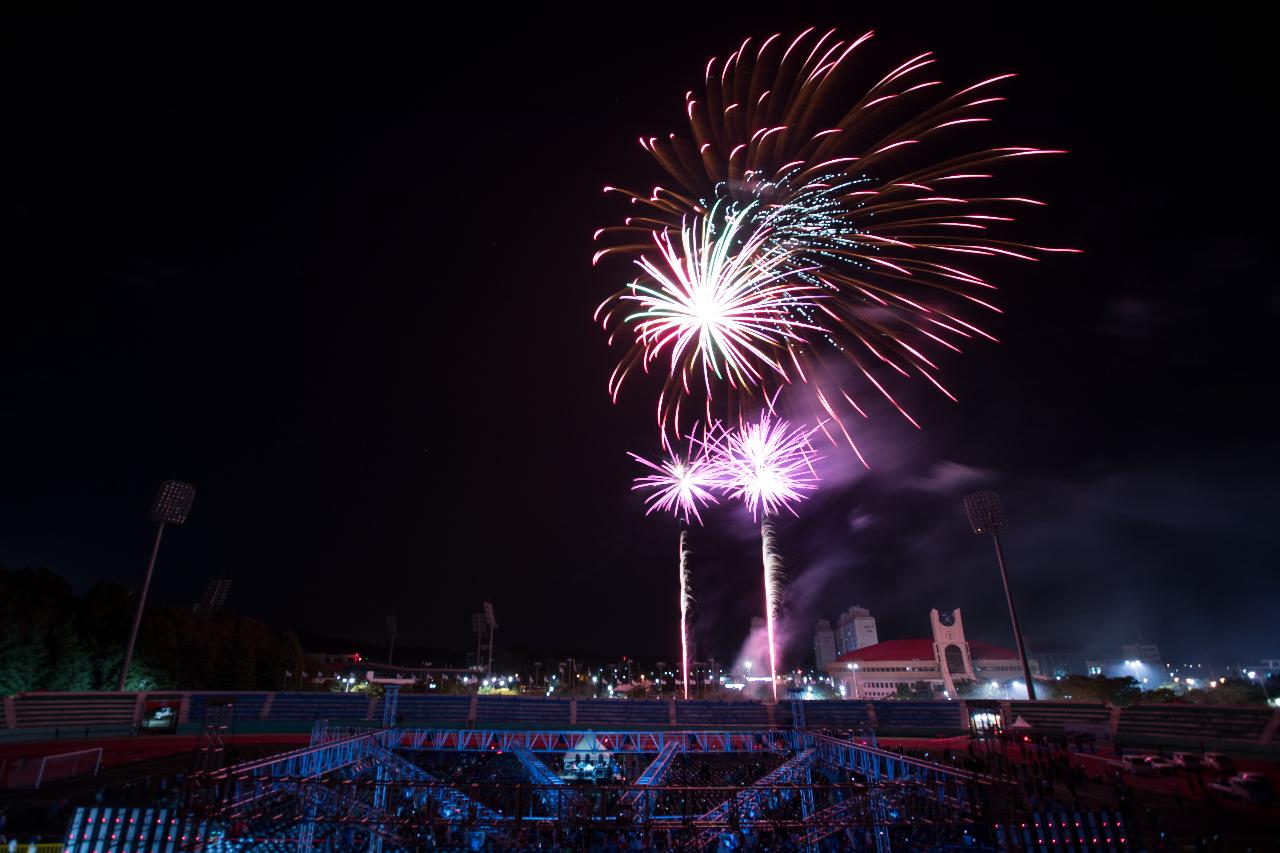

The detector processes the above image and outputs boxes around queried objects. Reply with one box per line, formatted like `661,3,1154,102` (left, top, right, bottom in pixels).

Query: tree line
1,565,308,694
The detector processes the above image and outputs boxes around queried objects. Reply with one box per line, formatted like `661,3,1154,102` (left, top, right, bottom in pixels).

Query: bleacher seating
1007,700,1110,733
801,701,872,728
10,693,139,728
672,701,770,727
871,701,964,732
577,699,668,727
475,696,570,727
186,693,269,725
1117,703,1274,743
393,694,471,726
268,692,368,721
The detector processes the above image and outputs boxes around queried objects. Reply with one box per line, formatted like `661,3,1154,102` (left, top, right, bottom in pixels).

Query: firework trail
713,410,821,700
595,28,1078,455
630,438,721,698
677,527,694,700
759,517,783,702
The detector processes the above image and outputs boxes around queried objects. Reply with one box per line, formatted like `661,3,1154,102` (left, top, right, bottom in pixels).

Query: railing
392,727,792,753
7,691,1279,751
1,747,102,789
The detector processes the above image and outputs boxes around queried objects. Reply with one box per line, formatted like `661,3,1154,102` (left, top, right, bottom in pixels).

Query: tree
1049,675,1142,706
0,625,47,694
47,618,94,692
1,566,333,693
893,681,940,701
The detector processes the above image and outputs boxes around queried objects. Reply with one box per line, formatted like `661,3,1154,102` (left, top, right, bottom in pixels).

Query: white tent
565,730,613,765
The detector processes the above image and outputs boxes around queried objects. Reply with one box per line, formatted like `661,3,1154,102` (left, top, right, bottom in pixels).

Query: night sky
3,10,1275,667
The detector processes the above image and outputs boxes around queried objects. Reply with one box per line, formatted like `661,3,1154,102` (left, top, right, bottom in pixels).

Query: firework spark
595,29,1078,456
713,410,821,520
599,205,822,442
628,441,721,525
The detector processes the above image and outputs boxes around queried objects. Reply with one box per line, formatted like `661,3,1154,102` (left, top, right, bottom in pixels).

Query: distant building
825,608,1038,700
814,620,838,670
836,607,879,655
814,606,878,671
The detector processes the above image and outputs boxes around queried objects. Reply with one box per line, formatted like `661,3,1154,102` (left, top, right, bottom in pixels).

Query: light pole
963,490,1036,701
117,480,196,691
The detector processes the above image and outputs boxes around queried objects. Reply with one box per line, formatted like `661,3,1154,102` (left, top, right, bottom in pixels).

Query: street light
963,490,1037,701
118,480,196,691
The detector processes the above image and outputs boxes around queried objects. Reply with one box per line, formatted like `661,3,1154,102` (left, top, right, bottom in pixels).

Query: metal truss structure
617,740,680,821
692,749,817,848
144,725,1034,852
509,744,565,787
391,727,792,754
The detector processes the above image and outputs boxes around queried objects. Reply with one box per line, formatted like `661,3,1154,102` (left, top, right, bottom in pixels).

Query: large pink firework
595,28,1078,457
713,411,821,520
629,442,721,526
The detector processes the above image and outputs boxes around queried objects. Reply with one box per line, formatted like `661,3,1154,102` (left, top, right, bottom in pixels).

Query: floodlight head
150,480,196,525
963,490,1006,535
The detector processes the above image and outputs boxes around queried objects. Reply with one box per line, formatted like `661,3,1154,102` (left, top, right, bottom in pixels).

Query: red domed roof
833,639,1018,664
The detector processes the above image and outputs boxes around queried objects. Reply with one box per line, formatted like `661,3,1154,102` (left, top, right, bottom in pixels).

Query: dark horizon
3,10,1275,668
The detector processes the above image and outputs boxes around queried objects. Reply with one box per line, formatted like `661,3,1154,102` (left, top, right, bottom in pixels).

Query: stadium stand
10,693,141,728
474,696,571,727
871,701,965,734
1006,700,1111,733
575,699,667,728
1117,703,1274,744
184,693,269,726
390,694,472,726
801,701,873,729
5,692,1278,748
266,692,369,722
671,701,770,727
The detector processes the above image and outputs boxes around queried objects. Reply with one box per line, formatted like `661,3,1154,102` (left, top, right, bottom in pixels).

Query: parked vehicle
1121,755,1153,775
1208,772,1276,805
1172,752,1202,769
1145,756,1177,775
1204,752,1235,773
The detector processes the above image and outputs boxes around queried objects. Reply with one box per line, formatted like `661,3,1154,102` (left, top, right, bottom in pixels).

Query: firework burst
595,28,1078,456
628,440,722,525
712,409,822,700
599,205,823,443
713,410,822,520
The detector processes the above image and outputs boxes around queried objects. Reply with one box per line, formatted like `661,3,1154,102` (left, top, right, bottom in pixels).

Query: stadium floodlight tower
472,601,497,674
963,490,1036,701
117,480,196,691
